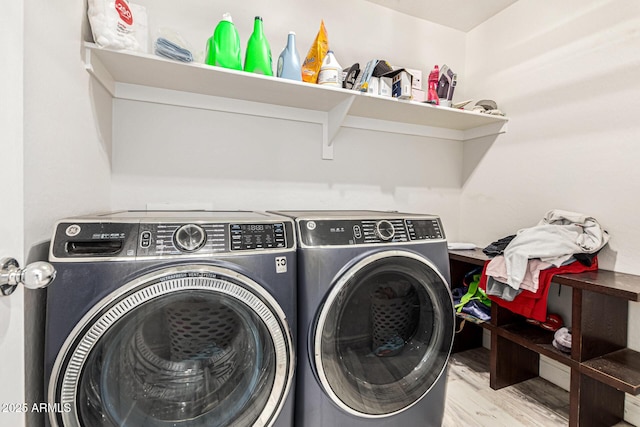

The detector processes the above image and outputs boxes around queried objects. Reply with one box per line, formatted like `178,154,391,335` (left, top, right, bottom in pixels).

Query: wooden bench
449,248,640,427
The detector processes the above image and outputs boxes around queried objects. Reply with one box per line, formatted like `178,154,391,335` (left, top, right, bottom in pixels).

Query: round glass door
314,250,454,417
49,265,293,427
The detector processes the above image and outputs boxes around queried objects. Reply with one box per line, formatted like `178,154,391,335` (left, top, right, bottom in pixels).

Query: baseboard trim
624,394,640,425
539,355,570,391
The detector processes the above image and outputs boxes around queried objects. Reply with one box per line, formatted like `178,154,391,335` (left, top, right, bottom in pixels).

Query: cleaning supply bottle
244,16,273,76
277,31,302,81
317,51,342,87
427,65,440,105
205,13,242,70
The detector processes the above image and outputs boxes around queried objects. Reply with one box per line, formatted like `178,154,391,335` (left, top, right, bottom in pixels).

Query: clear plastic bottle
205,13,242,70
317,51,342,86
277,32,302,81
244,16,273,76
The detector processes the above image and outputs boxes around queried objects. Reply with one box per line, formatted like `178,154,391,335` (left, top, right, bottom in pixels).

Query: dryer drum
370,284,419,353
116,300,251,421
165,300,240,361
83,325,244,423
123,327,242,419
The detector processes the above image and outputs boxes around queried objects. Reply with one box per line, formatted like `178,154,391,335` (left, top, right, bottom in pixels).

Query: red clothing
479,258,598,322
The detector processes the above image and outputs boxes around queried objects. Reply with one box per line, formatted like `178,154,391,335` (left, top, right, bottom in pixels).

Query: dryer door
49,265,294,427
313,250,455,417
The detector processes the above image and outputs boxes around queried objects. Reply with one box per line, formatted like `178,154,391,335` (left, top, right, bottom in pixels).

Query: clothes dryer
274,210,455,427
44,211,296,427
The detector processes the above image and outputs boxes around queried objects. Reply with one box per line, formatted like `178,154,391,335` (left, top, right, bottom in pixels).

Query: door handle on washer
0,257,56,296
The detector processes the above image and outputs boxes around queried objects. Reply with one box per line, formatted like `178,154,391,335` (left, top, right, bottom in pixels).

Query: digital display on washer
406,219,444,240
230,223,286,250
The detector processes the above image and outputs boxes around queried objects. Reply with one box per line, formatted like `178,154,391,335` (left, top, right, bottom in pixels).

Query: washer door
49,265,294,427
313,250,454,417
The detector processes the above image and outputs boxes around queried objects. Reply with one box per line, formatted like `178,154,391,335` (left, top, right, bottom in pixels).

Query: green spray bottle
244,16,273,76
205,13,242,70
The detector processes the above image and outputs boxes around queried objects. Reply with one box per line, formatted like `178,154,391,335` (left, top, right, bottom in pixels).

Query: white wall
110,101,463,224
109,0,469,238
464,1,640,421
463,0,640,275
23,0,112,248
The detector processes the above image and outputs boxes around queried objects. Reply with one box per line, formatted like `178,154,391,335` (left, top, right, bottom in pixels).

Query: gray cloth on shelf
485,276,522,301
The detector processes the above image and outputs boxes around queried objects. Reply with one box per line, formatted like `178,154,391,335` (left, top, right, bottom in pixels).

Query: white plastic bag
130,3,148,53
87,0,146,51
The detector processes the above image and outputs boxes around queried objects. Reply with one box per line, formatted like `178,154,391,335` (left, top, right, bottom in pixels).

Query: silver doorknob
0,257,56,296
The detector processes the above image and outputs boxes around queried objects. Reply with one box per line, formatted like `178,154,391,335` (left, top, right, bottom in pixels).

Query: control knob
174,224,206,252
375,220,395,241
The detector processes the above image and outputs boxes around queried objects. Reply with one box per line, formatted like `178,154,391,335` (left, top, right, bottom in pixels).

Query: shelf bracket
322,96,355,160
463,120,508,141
83,46,116,97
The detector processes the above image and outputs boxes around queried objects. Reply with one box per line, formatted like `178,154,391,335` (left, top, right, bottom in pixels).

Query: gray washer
44,211,296,427
273,210,455,427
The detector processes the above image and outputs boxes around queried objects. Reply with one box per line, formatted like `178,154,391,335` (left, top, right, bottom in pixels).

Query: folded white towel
447,242,476,250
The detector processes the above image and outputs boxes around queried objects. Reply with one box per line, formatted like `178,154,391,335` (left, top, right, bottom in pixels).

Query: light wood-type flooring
444,348,634,427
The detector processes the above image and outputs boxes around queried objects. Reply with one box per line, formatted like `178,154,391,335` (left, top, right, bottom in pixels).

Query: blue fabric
155,37,194,62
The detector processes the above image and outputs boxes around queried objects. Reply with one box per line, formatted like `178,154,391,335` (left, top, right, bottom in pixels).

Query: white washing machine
274,210,455,427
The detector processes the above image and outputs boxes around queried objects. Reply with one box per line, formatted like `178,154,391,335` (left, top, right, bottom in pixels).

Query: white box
412,89,426,103
379,77,393,97
405,68,423,90
383,68,412,100
366,77,380,95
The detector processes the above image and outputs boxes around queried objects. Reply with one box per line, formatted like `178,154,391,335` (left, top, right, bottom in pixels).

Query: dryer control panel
298,217,444,247
51,220,293,261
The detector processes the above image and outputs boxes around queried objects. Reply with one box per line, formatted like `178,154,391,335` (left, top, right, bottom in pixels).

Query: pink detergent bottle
427,65,439,105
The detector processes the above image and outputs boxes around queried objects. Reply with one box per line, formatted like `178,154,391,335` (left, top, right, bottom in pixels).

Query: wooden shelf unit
449,248,640,427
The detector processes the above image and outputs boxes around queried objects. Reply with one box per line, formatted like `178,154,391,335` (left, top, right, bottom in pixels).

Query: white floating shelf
84,43,508,159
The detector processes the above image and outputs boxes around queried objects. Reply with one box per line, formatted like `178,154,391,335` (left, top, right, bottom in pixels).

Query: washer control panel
298,217,444,247
51,220,292,260
139,222,288,255
230,223,287,251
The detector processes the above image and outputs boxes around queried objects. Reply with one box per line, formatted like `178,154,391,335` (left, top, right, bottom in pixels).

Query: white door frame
0,0,26,425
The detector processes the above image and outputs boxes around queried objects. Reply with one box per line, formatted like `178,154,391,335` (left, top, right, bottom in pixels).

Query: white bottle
317,51,342,86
